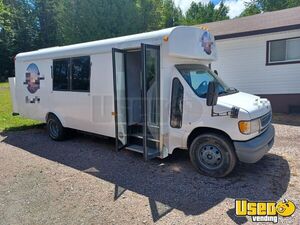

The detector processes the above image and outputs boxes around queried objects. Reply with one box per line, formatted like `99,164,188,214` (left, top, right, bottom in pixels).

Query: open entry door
112,45,161,160
112,48,127,151
142,44,161,160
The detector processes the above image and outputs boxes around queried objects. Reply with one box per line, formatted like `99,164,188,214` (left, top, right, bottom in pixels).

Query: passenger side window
71,56,90,92
52,56,91,92
53,59,70,91
170,78,183,128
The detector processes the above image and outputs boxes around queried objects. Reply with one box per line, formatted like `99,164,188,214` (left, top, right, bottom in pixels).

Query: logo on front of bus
235,199,296,223
201,31,214,55
24,63,44,94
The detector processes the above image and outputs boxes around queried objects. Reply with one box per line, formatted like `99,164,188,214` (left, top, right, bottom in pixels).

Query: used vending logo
235,199,296,223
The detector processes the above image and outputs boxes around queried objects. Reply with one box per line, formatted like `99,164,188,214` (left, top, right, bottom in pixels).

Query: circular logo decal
25,63,40,94
201,31,214,55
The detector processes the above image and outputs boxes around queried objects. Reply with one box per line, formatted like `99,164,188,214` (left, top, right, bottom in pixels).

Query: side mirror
214,70,218,76
206,81,218,106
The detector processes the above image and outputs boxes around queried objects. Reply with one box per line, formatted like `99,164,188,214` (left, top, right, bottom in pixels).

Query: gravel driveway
0,122,299,225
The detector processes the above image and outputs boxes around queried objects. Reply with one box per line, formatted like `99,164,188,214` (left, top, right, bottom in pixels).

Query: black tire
46,114,67,141
189,133,236,177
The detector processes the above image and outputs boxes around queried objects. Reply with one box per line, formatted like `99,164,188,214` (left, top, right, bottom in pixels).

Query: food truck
9,26,274,177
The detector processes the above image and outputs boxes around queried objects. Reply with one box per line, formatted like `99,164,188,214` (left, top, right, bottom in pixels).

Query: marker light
239,119,261,135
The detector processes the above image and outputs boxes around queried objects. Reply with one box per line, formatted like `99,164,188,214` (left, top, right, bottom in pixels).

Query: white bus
9,26,274,177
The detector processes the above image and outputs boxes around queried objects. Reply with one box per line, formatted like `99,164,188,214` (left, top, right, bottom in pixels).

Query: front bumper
234,125,275,163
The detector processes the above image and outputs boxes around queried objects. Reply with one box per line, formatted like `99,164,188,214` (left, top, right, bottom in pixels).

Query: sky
174,0,250,18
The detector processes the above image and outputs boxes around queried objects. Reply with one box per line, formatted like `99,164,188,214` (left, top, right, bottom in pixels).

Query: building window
170,78,183,128
53,56,91,92
53,59,70,91
267,37,300,65
71,56,90,91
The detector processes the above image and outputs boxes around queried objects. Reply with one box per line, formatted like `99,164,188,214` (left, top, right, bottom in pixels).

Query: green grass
0,82,42,132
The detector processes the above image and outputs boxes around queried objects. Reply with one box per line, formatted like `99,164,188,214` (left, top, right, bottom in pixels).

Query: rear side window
52,56,91,92
53,59,70,91
71,56,90,91
170,78,184,128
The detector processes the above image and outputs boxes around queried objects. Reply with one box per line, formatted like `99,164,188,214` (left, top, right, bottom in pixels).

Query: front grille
260,112,272,130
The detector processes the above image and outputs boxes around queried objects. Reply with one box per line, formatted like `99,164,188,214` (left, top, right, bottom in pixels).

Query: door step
126,145,160,159
126,144,143,153
130,133,160,143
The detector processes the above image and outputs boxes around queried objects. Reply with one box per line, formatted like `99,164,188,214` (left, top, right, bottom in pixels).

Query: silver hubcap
198,145,223,169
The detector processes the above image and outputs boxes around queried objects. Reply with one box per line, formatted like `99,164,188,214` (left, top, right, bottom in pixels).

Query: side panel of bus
15,52,116,138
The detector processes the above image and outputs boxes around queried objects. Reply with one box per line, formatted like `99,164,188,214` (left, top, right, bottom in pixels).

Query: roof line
215,24,300,40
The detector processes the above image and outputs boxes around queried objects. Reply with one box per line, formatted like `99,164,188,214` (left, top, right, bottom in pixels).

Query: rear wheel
189,133,236,177
46,114,67,141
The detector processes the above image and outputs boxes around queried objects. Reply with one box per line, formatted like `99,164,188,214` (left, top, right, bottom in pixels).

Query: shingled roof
200,6,300,40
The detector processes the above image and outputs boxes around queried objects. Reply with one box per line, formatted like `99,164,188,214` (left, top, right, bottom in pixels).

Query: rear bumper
234,125,275,163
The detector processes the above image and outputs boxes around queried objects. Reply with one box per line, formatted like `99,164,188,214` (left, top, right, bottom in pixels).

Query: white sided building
202,7,300,113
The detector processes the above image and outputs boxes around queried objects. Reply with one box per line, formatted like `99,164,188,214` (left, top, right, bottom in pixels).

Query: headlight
239,119,261,135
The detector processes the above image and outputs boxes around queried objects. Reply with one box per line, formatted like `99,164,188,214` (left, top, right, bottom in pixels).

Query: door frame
112,45,161,159
141,43,161,160
112,48,128,151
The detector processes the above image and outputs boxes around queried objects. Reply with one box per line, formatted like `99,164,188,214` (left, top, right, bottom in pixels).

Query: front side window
176,64,236,98
268,37,300,65
71,56,90,91
170,78,183,128
53,59,70,91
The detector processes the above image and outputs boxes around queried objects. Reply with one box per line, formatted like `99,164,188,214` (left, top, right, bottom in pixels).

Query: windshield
176,64,238,98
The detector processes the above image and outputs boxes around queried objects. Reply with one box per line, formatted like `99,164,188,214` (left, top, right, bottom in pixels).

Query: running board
126,144,160,160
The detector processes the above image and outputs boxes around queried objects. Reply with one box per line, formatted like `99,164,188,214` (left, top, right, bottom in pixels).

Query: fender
46,112,67,127
183,126,233,150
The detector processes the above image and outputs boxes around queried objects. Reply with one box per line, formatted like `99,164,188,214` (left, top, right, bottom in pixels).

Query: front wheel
189,133,237,177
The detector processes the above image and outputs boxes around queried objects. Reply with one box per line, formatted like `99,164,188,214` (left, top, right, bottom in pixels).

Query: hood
218,92,271,119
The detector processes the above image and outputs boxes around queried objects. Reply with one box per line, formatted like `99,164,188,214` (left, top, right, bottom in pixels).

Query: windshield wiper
226,87,239,93
218,87,239,96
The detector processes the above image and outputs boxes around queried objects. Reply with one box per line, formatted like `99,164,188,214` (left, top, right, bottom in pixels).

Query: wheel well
45,112,55,121
46,112,67,128
187,127,232,149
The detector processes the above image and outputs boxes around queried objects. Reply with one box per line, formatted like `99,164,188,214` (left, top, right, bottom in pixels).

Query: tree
57,0,142,45
136,0,163,31
256,0,288,11
160,0,183,28
287,0,300,7
239,0,300,17
239,1,261,17
34,0,62,48
0,0,13,79
214,1,229,21
4,0,39,52
185,1,229,25
1,0,40,78
0,0,10,31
